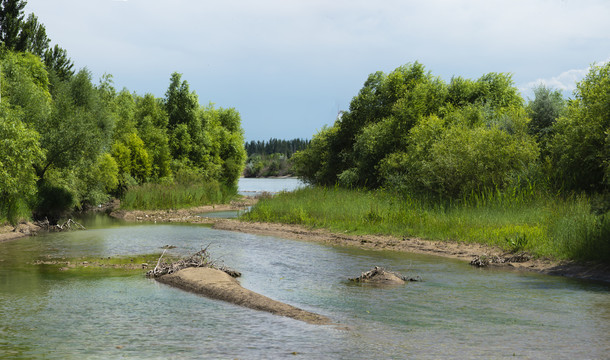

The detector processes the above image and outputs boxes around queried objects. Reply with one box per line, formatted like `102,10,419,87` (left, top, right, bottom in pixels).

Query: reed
120,182,236,210
242,186,609,262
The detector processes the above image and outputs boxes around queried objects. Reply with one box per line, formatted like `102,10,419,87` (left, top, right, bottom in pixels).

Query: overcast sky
25,0,610,141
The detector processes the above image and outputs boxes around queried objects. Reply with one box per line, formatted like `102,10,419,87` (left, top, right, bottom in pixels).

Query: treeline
244,138,310,157
293,62,609,204
253,62,609,261
0,0,246,223
243,138,309,178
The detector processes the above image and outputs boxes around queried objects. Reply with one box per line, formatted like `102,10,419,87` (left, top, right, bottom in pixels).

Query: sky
24,0,610,141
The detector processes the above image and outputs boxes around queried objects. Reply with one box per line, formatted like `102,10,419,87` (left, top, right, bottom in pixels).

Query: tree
164,72,201,161
0,0,26,50
549,62,610,192
35,69,112,179
43,44,74,81
16,13,49,55
527,85,565,143
0,103,43,222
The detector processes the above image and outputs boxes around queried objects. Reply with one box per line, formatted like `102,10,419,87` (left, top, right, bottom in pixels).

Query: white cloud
520,58,609,99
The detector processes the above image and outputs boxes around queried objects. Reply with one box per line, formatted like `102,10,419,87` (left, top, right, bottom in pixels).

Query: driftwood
349,266,422,283
470,252,532,267
146,245,241,278
36,218,86,232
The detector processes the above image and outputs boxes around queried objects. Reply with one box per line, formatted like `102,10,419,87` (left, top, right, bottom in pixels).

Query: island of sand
157,267,332,325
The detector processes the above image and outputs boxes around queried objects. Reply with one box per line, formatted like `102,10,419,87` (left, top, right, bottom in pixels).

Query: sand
157,267,332,325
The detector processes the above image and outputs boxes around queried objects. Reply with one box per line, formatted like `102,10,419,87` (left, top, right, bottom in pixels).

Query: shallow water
1,221,609,359
2,178,610,359
238,177,305,196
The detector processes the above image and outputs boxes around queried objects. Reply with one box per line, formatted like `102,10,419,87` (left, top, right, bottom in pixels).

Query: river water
1,179,609,359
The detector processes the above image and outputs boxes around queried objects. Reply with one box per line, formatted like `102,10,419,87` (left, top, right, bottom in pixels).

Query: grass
120,182,237,210
33,254,181,277
242,186,610,262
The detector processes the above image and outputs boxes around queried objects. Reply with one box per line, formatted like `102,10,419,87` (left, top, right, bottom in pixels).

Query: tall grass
242,186,610,262
0,196,32,225
120,181,236,210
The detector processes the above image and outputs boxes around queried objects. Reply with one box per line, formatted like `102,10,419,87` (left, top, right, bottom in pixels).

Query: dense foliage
243,138,309,178
283,61,610,262
293,61,609,202
0,1,246,223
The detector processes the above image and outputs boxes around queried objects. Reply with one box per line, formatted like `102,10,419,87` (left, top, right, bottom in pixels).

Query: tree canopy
0,1,247,222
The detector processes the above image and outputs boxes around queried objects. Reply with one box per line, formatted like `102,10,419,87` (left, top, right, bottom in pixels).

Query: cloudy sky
25,0,610,141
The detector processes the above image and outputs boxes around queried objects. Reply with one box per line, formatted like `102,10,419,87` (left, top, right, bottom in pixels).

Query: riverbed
1,179,609,359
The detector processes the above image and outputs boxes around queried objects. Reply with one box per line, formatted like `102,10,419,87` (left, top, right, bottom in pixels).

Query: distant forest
243,138,310,178
244,138,310,158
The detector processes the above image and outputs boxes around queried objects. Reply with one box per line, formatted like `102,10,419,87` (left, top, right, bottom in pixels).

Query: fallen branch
470,252,532,267
35,218,86,232
146,245,241,278
349,266,421,283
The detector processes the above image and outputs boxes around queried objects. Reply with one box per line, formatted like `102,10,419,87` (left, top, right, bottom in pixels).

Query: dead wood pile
146,246,241,278
470,252,532,267
36,218,86,232
349,266,422,283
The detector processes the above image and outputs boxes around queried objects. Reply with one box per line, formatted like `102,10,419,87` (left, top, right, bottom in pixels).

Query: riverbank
0,222,41,243
212,219,610,283
5,196,608,284
106,202,610,283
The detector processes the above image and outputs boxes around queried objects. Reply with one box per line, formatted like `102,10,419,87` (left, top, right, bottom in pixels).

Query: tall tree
43,44,74,81
0,103,43,223
550,62,610,192
0,0,26,50
527,85,565,141
16,13,49,55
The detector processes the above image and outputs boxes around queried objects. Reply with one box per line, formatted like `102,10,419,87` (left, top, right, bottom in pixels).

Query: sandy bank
212,219,610,284
157,267,332,325
0,222,41,243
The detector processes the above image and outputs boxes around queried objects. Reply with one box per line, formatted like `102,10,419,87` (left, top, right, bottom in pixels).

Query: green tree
0,0,26,50
164,72,201,161
527,85,565,144
550,62,610,192
35,69,112,180
135,93,171,179
43,44,74,81
0,104,43,222
15,13,49,55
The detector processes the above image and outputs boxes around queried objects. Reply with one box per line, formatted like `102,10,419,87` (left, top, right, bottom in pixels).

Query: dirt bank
212,219,610,284
109,198,256,224
157,267,332,325
0,222,41,243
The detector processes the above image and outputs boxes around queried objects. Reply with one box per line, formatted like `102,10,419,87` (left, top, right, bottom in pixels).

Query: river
1,179,609,359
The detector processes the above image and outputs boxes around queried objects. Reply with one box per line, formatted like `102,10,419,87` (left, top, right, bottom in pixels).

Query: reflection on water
1,222,610,359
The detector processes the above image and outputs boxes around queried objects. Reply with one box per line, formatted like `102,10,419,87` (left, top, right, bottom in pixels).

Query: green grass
34,254,180,277
242,186,610,262
120,182,237,210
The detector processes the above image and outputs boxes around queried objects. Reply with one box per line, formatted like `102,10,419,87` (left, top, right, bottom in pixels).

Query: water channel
1,179,609,359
